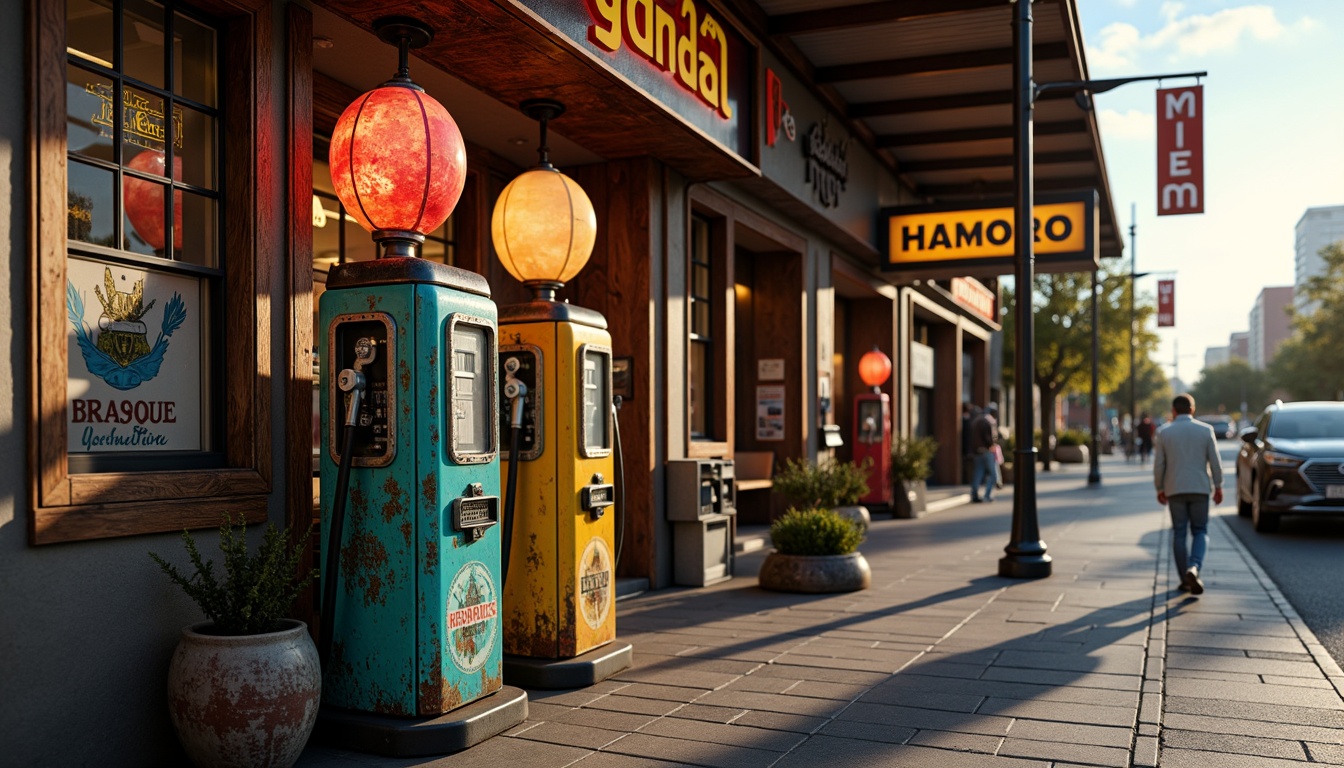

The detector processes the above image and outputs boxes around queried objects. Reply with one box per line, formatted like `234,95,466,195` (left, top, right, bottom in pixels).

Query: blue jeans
1168,493,1209,574
972,452,997,500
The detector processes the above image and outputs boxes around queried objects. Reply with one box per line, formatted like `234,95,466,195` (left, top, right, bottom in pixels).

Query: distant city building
1249,287,1294,370
1229,331,1249,362
1295,205,1344,316
1204,346,1230,371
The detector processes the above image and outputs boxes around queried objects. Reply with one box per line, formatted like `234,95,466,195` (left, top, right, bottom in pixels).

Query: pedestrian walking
969,403,999,503
1136,412,1155,465
1153,393,1223,595
962,402,980,484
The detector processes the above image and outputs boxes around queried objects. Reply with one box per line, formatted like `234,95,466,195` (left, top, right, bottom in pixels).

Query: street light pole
1000,0,1050,579
1088,267,1101,485
1129,204,1137,455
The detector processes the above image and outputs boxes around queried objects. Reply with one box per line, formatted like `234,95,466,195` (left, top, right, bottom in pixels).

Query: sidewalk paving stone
298,456,1344,767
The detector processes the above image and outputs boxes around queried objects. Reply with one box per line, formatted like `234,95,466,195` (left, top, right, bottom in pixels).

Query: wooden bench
733,451,775,492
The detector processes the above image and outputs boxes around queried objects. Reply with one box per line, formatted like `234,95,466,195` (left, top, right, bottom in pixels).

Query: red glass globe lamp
857,347,891,393
491,99,597,301
328,17,466,259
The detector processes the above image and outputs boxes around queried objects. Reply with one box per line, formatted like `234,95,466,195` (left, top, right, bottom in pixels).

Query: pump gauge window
578,344,613,458
447,316,498,464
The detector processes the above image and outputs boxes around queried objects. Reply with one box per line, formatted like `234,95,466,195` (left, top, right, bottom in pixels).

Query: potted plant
149,516,321,768
889,434,939,518
1054,428,1091,464
757,508,870,593
773,456,873,529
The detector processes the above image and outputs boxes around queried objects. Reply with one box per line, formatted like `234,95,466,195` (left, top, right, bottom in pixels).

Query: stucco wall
0,3,292,765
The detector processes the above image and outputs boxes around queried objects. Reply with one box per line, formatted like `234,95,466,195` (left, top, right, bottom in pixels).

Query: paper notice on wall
756,385,785,441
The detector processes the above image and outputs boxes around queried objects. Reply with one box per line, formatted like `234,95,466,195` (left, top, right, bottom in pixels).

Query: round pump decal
446,560,498,673
579,537,613,630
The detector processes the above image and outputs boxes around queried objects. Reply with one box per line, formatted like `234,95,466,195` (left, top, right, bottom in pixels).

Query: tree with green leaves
1190,359,1271,420
1002,264,1161,465
1271,242,1344,401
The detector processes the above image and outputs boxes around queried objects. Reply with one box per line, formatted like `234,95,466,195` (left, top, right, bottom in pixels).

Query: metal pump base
503,641,633,690
314,685,528,757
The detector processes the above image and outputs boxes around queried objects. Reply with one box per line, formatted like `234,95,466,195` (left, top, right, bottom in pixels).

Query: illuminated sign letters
587,0,733,119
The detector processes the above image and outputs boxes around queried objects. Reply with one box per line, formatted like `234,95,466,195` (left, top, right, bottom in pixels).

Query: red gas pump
853,347,892,506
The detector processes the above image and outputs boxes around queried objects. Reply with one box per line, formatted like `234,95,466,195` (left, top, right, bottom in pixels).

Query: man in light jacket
1153,393,1223,594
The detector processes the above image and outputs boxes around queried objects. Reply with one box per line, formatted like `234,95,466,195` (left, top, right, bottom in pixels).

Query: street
1220,444,1344,672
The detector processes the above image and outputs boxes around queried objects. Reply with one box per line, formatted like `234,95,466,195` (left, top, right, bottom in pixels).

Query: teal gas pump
312,16,525,757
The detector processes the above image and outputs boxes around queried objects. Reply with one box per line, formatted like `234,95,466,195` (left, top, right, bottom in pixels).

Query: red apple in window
123,150,183,252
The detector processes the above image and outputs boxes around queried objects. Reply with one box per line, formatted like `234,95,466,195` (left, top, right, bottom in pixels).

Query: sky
1077,0,1344,385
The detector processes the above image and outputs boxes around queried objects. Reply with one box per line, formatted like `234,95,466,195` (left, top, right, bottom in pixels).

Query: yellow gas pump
493,99,632,688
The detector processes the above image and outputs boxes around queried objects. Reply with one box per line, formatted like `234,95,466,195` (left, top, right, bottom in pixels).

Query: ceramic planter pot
1055,444,1089,464
758,551,871,593
167,619,321,768
892,479,927,519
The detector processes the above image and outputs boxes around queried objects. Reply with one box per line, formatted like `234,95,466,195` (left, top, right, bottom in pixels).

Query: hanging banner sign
879,191,1098,279
1157,279,1175,327
1156,85,1204,216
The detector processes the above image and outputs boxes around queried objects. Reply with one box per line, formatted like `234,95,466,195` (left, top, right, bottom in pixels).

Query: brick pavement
298,454,1344,767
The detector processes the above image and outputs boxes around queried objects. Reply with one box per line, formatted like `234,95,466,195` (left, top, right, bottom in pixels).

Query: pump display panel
578,344,612,459
447,316,498,464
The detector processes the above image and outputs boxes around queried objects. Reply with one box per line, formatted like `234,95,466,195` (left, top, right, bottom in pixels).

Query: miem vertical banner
1157,279,1175,327
1156,85,1203,215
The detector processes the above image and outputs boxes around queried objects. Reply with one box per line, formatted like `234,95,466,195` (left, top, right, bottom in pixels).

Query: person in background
1136,412,1155,466
962,402,980,485
969,403,999,503
1153,393,1223,595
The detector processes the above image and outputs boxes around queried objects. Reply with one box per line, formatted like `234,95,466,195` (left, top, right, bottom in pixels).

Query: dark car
1202,418,1236,440
1236,401,1344,532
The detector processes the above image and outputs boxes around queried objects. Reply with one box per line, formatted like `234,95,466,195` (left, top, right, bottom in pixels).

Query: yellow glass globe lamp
492,99,597,301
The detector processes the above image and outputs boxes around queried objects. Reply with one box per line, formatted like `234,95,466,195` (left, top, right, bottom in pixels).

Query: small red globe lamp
327,17,466,259
491,99,597,301
854,346,892,506
857,346,892,393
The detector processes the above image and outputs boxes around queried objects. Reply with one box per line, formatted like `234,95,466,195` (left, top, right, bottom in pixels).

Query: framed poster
756,385,785,441
66,257,204,453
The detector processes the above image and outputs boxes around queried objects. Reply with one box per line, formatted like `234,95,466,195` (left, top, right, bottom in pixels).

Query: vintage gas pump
853,347,893,506
492,99,632,689
314,17,525,756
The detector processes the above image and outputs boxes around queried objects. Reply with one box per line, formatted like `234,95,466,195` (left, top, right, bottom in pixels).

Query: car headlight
1263,451,1304,468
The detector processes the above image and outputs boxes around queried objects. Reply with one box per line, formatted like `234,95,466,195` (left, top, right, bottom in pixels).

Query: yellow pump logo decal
446,560,498,673
579,538,613,630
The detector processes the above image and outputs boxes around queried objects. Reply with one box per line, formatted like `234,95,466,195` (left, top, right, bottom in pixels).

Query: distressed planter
1055,444,1089,464
833,505,870,531
758,551,871,593
892,479,927,519
167,619,321,768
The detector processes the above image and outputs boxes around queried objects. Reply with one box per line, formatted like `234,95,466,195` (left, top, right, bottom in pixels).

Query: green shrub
770,508,865,556
150,515,317,636
889,434,939,483
1056,428,1089,447
773,457,872,509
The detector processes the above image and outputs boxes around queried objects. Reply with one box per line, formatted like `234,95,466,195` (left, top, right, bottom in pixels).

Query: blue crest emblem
67,267,186,391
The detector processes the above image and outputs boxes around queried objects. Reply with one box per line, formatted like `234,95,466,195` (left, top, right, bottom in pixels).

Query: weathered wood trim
34,496,269,545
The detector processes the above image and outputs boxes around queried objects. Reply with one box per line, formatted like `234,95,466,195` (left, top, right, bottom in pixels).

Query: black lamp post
1001,0,1203,578
1088,267,1101,485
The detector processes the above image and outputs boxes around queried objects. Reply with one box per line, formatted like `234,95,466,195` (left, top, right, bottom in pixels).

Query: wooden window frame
685,188,734,459
28,0,274,545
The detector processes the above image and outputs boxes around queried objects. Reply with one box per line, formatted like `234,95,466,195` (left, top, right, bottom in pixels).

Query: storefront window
30,0,273,543
65,0,222,472
689,214,714,439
